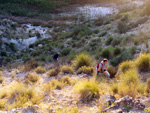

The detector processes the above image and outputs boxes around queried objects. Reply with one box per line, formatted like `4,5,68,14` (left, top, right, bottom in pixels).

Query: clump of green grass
25,73,40,84
0,71,3,83
74,79,100,101
107,65,118,78
141,1,150,16
47,68,60,77
60,76,74,85
72,53,94,70
118,69,139,98
135,53,150,73
119,61,134,73
77,66,95,76
117,20,128,33
43,79,64,93
101,46,114,59
0,100,6,110
105,37,113,45
61,65,74,74
35,66,46,74
7,82,43,109
137,82,146,95
43,81,53,93
111,82,119,94
50,79,63,90
145,78,150,94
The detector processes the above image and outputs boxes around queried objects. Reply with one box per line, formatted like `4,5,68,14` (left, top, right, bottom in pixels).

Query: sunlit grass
118,69,139,98
74,79,100,101
119,60,134,73
6,82,43,109
61,65,74,74
35,66,46,74
72,53,95,70
135,53,150,73
77,66,95,76
24,73,40,84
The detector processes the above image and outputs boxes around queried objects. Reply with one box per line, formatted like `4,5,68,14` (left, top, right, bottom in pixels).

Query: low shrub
101,46,114,59
72,53,94,70
135,54,150,73
137,82,146,95
43,81,52,93
113,47,121,56
61,47,71,56
141,1,150,16
25,73,40,83
77,66,95,76
74,79,100,101
60,76,74,85
129,16,149,29
0,100,6,110
111,82,119,94
105,37,113,45
7,82,43,109
146,78,150,94
117,20,128,33
50,79,63,90
61,65,74,74
99,31,107,37
47,68,60,77
118,69,139,98
107,65,118,78
94,17,105,26
35,66,46,74
0,71,3,83
111,38,120,47
119,61,134,73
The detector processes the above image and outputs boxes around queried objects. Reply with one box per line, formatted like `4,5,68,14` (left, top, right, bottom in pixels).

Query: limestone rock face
104,96,146,113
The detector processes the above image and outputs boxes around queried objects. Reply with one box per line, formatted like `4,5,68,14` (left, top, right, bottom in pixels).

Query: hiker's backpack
96,62,103,69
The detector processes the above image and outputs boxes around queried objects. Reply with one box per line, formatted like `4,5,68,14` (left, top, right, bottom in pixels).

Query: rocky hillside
0,53,150,112
1,0,150,67
1,0,150,112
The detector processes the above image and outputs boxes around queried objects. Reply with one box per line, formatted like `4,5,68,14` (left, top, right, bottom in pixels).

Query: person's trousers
97,71,110,80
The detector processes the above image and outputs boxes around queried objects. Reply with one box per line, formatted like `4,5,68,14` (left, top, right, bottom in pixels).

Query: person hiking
53,52,60,61
97,58,110,81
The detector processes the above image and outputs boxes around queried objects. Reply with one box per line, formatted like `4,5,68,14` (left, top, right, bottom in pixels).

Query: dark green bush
61,48,71,56
117,20,128,33
130,46,137,54
111,38,121,47
101,46,114,59
99,31,107,37
105,37,113,45
110,49,132,66
1,51,7,56
113,47,121,56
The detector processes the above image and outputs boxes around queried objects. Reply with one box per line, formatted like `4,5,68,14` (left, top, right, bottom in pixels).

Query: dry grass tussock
74,79,100,101
61,65,74,74
118,69,139,98
77,66,95,76
47,68,60,77
35,66,46,74
146,78,150,94
135,53,150,73
43,79,63,92
72,53,95,70
0,82,43,110
107,65,118,78
119,60,134,73
0,71,3,83
24,73,40,84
